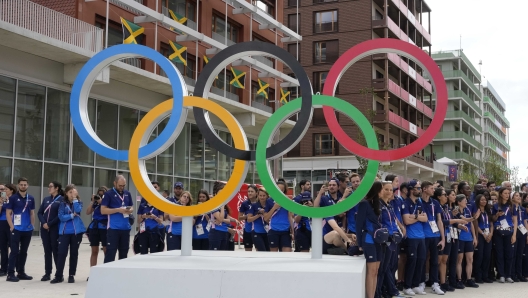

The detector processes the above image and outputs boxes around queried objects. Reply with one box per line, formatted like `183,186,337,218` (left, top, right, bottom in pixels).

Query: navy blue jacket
355,199,381,247
37,195,63,229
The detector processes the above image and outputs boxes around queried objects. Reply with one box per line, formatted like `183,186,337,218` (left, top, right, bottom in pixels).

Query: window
253,0,275,18
159,42,196,79
212,14,240,43
95,15,144,46
213,70,238,95
314,134,336,155
288,14,299,33
314,0,337,3
162,0,196,21
253,35,275,66
287,44,300,61
251,81,275,111
314,40,338,63
314,10,338,33
313,71,328,93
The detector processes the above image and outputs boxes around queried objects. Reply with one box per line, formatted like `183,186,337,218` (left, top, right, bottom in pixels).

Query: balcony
372,53,431,93
0,0,103,53
373,79,433,118
483,96,510,127
211,86,239,102
445,111,483,133
389,0,431,45
432,50,481,81
110,0,144,15
442,70,481,98
386,111,422,136
448,90,481,115
161,6,198,31
435,151,480,167
483,112,508,134
212,31,236,46
251,101,273,113
121,58,142,69
434,131,483,151
484,127,510,151
252,55,274,68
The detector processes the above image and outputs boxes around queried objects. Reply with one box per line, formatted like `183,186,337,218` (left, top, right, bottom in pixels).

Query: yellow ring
129,96,249,216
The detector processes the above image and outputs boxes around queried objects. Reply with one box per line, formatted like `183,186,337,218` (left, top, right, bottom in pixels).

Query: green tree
482,152,508,184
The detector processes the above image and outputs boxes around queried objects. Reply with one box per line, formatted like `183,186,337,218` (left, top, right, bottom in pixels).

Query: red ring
322,38,447,161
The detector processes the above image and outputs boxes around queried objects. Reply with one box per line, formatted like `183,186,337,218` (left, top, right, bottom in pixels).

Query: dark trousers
376,244,389,298
40,227,59,275
0,220,10,272
104,229,130,263
7,229,32,275
252,232,270,252
493,231,514,278
208,229,228,251
404,238,426,289
423,237,440,284
448,240,459,285
55,234,83,278
192,238,209,250
514,232,527,278
138,231,160,254
381,242,399,297
474,233,493,280
166,234,182,251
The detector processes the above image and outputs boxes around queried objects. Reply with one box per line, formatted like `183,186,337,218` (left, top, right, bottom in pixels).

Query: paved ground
1,236,527,297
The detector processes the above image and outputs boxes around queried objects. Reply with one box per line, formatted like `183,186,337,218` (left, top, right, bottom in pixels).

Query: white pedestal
86,250,366,298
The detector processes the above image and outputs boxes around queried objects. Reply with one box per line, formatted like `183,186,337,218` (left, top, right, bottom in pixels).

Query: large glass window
314,10,338,33
189,179,203,203
43,163,68,188
174,123,189,177
163,0,196,21
204,132,217,180
190,124,203,178
139,111,156,173
287,14,299,33
287,44,300,61
217,131,232,181
313,71,328,93
15,81,45,160
72,98,95,166
314,40,339,64
117,106,139,171
71,166,94,225
253,0,275,17
0,158,11,183
45,88,70,163
157,119,174,175
156,175,173,195
0,76,16,157
212,14,239,43
314,133,335,155
95,101,118,169
13,159,42,231
95,168,115,190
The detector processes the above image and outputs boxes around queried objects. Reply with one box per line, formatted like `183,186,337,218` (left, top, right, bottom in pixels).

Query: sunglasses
414,187,422,190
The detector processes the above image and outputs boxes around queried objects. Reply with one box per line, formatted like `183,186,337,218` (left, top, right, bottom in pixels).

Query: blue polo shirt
168,202,183,235
293,193,311,231
209,207,229,233
320,193,345,227
459,207,473,241
517,205,526,226
100,188,133,230
322,216,336,236
192,214,209,239
492,203,517,228
477,210,491,231
239,199,254,233
6,192,35,232
380,201,397,235
390,196,404,223
402,197,424,239
346,206,358,233
251,200,272,234
137,203,164,230
266,198,290,232
421,198,442,238
89,202,106,229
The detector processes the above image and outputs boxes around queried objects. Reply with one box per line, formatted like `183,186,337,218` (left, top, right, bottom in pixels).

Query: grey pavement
0,236,526,297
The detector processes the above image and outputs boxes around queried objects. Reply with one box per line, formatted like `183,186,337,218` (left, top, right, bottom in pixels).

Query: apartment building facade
482,81,510,168
282,0,448,185
0,0,297,232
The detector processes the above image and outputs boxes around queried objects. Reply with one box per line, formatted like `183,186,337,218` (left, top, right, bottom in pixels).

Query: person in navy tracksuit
86,187,108,270
37,181,64,282
247,188,273,252
293,191,312,252
5,177,35,282
192,190,211,250
512,191,528,282
167,191,192,251
101,175,134,263
454,194,478,288
238,185,258,251
473,194,494,283
0,184,15,277
137,197,164,254
491,187,517,283
51,184,86,284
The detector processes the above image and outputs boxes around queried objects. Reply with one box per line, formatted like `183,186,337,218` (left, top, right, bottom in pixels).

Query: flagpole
105,0,109,48
154,0,158,74
195,0,199,83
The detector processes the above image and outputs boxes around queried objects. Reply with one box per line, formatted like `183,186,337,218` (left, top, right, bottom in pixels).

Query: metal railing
0,0,104,53
252,55,273,68
212,31,236,46
447,90,481,115
211,86,239,102
444,111,483,133
435,151,480,167
110,0,144,15
484,126,510,151
483,96,510,127
442,70,481,98
432,50,481,81
161,6,197,31
251,101,273,113
121,58,142,68
434,131,483,151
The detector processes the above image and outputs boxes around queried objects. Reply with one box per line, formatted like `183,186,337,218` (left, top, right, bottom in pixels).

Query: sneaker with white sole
413,287,427,295
499,277,505,283
403,288,416,296
432,283,445,295
506,277,514,283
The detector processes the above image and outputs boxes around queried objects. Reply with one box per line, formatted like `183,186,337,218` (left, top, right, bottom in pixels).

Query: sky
426,0,527,183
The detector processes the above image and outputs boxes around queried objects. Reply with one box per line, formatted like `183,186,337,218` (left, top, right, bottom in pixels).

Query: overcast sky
426,0,527,183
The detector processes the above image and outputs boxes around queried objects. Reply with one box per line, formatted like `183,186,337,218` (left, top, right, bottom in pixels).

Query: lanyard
44,195,61,220
442,205,451,221
21,194,29,213
113,188,125,206
465,207,472,218
481,211,488,226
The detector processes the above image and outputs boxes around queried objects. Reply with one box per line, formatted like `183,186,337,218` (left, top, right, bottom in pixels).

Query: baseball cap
300,191,311,200
407,180,418,190
174,182,183,188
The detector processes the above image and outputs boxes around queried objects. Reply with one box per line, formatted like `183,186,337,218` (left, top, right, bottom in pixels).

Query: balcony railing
484,127,510,151
252,55,274,68
390,0,431,45
161,6,198,31
212,31,236,46
483,96,510,127
445,111,483,133
435,151,480,166
434,131,483,151
121,58,142,69
442,70,481,97
314,22,338,33
448,90,481,115
0,0,104,53
211,86,239,102
432,50,481,81
251,101,273,113
110,0,144,15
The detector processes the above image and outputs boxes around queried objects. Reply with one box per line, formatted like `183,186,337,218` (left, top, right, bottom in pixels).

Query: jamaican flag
257,79,269,99
168,41,187,66
280,88,290,104
203,55,218,79
169,10,188,25
120,17,144,44
230,67,246,89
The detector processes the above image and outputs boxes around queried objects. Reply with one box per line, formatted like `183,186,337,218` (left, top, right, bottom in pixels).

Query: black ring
193,41,313,161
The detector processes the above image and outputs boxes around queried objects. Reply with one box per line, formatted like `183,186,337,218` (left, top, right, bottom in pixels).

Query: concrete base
86,250,366,298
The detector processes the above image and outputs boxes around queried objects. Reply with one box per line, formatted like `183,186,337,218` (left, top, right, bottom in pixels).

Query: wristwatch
414,214,418,219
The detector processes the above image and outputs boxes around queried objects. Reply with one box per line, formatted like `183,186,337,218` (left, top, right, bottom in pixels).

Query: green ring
255,95,380,218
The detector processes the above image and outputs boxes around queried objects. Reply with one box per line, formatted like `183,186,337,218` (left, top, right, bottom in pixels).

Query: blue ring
70,44,185,161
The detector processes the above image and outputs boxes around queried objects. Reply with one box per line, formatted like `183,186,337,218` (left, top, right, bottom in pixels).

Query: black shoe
68,276,75,283
447,284,456,292
327,247,347,255
17,273,33,280
50,276,64,284
6,275,19,282
483,278,493,283
455,280,465,289
41,274,51,281
475,278,484,284
518,276,528,282
465,279,479,288
440,283,450,292
396,281,404,291
86,277,89,281
425,280,433,287
0,270,6,277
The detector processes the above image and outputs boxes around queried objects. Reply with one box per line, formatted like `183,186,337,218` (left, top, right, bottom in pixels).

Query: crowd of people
0,172,527,298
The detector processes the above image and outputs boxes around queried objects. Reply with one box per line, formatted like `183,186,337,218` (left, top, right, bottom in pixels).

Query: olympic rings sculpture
70,38,447,218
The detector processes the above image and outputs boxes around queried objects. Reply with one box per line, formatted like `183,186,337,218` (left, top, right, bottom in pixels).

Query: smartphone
1,192,5,197
126,206,131,210
145,212,151,216
347,182,353,188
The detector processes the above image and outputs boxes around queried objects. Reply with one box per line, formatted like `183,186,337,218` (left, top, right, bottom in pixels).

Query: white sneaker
403,288,416,296
506,277,514,283
419,282,426,292
432,283,445,295
413,287,427,295
499,277,505,283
